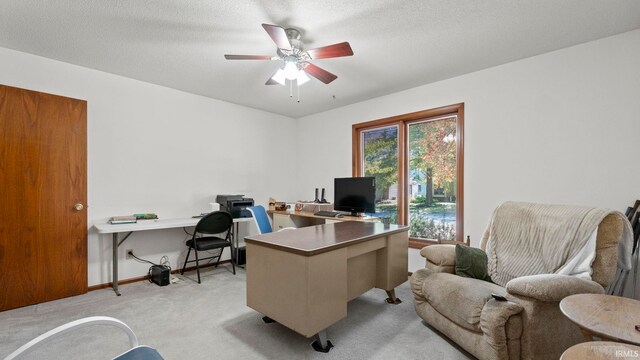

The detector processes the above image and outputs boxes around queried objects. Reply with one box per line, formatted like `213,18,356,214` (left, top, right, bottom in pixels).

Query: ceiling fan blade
307,42,354,59
304,64,338,84
224,54,274,60
265,68,284,85
262,24,292,50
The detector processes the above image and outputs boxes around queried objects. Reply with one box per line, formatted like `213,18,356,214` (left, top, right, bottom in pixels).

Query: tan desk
245,221,409,352
267,210,377,231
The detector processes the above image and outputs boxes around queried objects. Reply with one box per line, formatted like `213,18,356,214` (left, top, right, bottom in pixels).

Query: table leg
385,289,402,304
233,222,244,268
112,233,121,296
311,330,334,353
580,327,595,341
235,222,239,263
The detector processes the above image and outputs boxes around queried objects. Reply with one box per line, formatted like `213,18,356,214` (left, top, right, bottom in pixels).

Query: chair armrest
480,299,524,346
409,267,435,304
5,316,138,360
506,274,604,302
276,227,296,232
420,244,456,273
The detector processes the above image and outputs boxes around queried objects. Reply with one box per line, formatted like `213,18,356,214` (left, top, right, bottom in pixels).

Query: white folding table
95,217,252,295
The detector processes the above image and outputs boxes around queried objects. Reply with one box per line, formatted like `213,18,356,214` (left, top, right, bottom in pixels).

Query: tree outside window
408,117,457,240
361,125,399,222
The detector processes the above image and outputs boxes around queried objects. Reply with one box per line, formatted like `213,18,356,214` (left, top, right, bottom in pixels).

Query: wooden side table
561,341,640,360
560,293,640,345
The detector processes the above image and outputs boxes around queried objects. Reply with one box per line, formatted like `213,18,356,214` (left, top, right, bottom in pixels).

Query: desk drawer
347,237,385,258
273,213,296,230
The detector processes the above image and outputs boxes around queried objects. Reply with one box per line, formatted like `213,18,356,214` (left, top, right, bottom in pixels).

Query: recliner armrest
505,274,604,302
480,299,524,346
420,244,456,264
420,244,456,273
410,267,434,298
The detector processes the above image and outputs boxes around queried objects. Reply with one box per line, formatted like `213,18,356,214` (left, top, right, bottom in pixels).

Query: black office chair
180,211,235,283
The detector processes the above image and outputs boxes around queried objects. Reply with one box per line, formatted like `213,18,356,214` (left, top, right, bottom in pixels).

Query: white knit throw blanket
484,201,633,287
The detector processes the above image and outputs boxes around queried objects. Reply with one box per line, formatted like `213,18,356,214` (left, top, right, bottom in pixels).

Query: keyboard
314,211,344,218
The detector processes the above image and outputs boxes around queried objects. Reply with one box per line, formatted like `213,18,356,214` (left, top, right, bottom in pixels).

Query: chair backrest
591,213,624,287
247,205,272,234
480,204,625,288
196,211,233,236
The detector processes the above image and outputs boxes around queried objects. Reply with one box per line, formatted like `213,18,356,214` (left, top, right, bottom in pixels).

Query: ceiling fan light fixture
297,70,310,85
283,61,298,80
272,69,286,85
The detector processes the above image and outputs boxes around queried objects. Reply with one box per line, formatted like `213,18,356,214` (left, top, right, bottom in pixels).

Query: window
360,125,399,222
352,104,464,248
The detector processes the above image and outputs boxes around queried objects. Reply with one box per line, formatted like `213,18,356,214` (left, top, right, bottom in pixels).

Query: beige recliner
410,213,625,360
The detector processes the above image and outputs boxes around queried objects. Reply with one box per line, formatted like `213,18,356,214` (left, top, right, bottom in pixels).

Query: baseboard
89,262,405,292
87,259,233,292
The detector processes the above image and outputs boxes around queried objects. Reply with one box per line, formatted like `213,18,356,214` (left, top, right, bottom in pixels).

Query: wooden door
0,84,87,311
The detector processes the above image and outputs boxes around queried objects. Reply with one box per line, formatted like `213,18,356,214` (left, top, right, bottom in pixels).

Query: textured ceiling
0,1,639,118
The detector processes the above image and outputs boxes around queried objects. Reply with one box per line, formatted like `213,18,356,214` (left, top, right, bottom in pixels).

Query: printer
216,195,254,218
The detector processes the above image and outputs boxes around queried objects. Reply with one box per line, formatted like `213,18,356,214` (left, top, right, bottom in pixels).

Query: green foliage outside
362,127,398,201
409,208,456,240
411,196,426,204
377,202,456,240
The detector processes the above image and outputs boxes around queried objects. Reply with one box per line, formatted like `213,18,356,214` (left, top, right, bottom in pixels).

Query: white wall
0,47,298,286
296,30,640,271
3,29,639,284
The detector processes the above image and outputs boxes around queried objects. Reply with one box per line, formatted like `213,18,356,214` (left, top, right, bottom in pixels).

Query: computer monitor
334,177,376,216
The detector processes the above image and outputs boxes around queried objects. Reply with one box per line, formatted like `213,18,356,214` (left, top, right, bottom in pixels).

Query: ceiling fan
224,24,353,86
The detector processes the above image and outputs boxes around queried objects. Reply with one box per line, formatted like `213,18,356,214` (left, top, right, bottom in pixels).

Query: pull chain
297,80,300,103
289,80,293,98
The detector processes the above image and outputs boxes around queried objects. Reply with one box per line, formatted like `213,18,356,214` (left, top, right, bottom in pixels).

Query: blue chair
247,205,273,234
4,316,164,360
247,205,296,235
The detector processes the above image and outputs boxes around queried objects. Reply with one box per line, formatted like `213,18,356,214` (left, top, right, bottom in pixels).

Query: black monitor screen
334,177,376,215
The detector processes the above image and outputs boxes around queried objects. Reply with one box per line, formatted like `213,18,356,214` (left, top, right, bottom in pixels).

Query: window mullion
398,121,407,226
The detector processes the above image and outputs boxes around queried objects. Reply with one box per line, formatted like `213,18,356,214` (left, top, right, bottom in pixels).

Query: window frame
352,103,464,249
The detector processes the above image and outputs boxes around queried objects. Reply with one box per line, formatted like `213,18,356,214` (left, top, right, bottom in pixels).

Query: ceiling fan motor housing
277,28,307,60
285,28,302,41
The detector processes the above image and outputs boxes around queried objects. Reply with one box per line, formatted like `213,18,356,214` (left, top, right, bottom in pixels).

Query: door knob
74,203,84,211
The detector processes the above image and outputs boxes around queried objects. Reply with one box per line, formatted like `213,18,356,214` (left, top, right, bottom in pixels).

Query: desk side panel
347,252,377,301
246,243,307,334
376,231,409,290
246,243,347,338
346,237,385,301
307,248,348,337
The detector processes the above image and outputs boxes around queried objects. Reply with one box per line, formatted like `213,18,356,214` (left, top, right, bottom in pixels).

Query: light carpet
0,266,472,359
